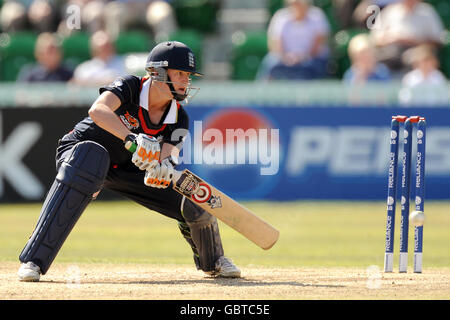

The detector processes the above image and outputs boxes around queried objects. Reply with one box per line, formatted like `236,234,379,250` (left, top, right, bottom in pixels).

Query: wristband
124,133,138,152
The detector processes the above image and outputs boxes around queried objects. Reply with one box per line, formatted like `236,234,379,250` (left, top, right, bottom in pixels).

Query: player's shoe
18,261,41,282
205,256,241,278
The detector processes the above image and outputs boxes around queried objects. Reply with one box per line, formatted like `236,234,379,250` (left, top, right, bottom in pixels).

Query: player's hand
144,158,174,189
132,134,160,170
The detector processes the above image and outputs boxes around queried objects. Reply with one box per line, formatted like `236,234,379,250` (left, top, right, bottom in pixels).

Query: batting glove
132,134,161,170
144,158,174,189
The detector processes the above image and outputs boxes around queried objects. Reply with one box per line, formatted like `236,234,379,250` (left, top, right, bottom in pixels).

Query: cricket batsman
17,41,241,281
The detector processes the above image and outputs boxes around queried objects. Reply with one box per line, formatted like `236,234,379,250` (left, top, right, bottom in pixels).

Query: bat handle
128,142,182,183
171,170,182,183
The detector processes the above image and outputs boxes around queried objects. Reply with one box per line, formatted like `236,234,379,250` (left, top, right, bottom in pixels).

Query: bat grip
128,142,182,183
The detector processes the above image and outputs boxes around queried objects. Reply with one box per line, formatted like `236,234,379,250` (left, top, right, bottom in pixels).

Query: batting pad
19,141,110,274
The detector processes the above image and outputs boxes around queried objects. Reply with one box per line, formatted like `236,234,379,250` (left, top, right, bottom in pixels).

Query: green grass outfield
1,201,449,269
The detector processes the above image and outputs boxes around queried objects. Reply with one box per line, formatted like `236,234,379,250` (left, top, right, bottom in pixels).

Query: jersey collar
139,77,178,124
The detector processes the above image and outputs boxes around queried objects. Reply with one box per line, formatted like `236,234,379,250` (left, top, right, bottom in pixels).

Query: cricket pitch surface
1,262,449,300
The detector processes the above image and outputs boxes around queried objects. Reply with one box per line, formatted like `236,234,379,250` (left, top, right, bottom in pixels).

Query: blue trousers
257,53,329,80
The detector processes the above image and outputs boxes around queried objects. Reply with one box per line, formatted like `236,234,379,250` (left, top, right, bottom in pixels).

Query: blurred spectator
0,0,60,33
71,30,126,86
55,0,176,41
371,0,445,73
145,0,177,42
399,44,449,105
103,0,149,39
0,1,28,32
55,0,102,37
28,0,58,32
343,33,391,84
17,32,73,82
82,0,106,33
256,0,330,81
103,0,177,40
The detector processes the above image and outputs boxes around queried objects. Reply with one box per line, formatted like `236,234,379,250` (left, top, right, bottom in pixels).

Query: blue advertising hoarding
181,106,450,201
0,106,449,202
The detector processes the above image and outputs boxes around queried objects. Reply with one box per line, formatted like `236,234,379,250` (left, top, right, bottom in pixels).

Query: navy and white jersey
62,75,189,166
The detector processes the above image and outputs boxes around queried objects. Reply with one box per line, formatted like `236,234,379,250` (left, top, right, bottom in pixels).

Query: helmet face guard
147,66,200,102
145,41,202,103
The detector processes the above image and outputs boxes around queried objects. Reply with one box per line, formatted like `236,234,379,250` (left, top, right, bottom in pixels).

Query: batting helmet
145,41,202,76
145,41,202,101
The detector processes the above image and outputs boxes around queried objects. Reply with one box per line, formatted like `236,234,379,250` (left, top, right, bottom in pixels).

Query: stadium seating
61,32,91,70
114,30,153,55
314,0,339,34
172,0,219,33
268,0,283,16
231,30,268,80
0,0,447,82
0,32,37,81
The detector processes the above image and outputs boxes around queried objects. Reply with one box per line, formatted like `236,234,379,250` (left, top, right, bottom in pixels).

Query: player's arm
88,91,131,141
89,91,161,171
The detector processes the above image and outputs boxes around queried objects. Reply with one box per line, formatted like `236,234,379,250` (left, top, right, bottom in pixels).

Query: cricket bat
172,169,280,250
128,143,279,250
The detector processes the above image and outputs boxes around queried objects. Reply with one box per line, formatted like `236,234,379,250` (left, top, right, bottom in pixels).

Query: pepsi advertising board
1,106,450,202
182,106,450,201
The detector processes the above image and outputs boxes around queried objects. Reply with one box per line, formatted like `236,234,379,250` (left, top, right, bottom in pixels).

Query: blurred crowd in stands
0,0,448,105
0,0,177,86
259,0,448,104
